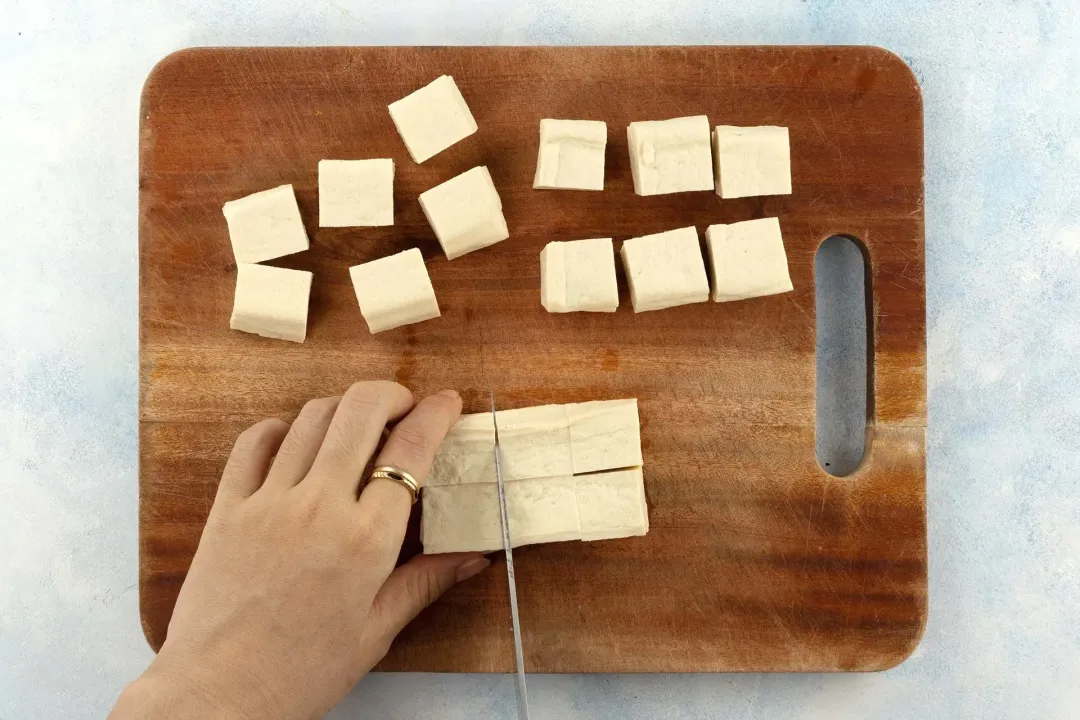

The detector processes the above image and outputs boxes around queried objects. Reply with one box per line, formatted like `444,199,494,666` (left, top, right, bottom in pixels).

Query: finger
217,419,290,503
356,389,462,540
365,553,491,652
261,396,341,493
307,381,415,495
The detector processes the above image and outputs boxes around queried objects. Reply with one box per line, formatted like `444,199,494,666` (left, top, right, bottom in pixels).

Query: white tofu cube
626,116,714,196
222,184,310,264
348,248,440,334
619,226,710,312
705,217,793,302
506,476,581,547
495,404,573,481
713,126,792,199
418,166,509,260
428,412,497,487
576,467,648,542
421,483,502,554
533,119,607,190
230,263,313,343
540,238,618,313
318,159,394,227
388,75,478,163
568,399,643,474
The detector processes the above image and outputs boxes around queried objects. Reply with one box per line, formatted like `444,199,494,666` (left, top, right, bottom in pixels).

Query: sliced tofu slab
230,264,313,343
318,158,394,227
576,467,649,541
348,248,441,334
506,475,580,547
421,483,502,554
620,226,710,312
627,115,714,196
705,217,793,302
540,238,619,313
533,119,607,191
568,399,643,474
428,412,497,487
419,166,509,260
388,75,478,163
222,184,310,264
713,125,792,199
495,405,573,481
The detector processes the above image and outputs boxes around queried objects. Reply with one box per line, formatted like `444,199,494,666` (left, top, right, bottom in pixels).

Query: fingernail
438,389,461,400
455,557,491,583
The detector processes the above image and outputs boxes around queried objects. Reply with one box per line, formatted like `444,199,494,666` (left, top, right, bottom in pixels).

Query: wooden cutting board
139,46,926,673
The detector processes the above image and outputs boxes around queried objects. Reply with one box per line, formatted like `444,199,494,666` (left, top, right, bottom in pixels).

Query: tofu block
533,119,607,191
576,467,649,541
568,399,643,474
348,248,441,334
713,125,792,199
318,159,394,227
230,264,313,343
222,184,310,264
540,238,619,313
620,226,710,312
495,405,573,481
421,483,502,554
388,75,478,163
428,412,497,487
418,166,510,260
705,217,793,302
626,116,714,196
506,475,581,547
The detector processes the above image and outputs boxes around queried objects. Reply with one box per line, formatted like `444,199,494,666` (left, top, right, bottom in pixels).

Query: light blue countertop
2,1,1078,718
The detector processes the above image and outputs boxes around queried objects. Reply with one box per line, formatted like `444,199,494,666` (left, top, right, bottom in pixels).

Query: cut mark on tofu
815,235,872,478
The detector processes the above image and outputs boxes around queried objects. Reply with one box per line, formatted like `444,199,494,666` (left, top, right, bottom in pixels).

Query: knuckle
421,392,458,416
390,425,432,458
406,567,444,608
235,419,286,450
297,396,339,424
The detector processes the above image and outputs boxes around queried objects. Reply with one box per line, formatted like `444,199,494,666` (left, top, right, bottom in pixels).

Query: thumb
368,552,491,641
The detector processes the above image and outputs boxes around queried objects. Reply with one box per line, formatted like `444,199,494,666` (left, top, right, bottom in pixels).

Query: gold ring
368,466,420,504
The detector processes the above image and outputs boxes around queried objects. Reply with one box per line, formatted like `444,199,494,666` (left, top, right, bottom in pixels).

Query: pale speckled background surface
2,0,1079,718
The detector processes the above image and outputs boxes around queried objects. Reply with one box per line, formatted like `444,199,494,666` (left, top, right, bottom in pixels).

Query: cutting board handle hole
815,235,873,477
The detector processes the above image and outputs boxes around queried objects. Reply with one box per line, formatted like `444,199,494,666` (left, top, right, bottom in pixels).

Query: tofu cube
388,75,478,163
576,467,649,542
626,116,714,196
533,119,607,191
619,226,710,312
713,126,792,199
318,159,394,227
348,248,440,334
568,399,643,474
540,238,618,313
421,483,502,554
428,412,497,487
495,404,573,481
418,166,509,259
230,263,313,343
222,184,310,264
705,217,793,302
506,476,581,547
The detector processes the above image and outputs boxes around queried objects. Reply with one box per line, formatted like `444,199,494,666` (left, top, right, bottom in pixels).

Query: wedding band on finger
367,465,420,504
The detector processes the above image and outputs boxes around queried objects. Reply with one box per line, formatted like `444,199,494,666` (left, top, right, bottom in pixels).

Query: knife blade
491,389,530,720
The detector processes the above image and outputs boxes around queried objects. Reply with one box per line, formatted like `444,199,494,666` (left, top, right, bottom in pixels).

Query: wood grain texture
139,46,926,673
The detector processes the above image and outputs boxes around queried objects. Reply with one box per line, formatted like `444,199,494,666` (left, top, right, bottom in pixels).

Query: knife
491,389,530,720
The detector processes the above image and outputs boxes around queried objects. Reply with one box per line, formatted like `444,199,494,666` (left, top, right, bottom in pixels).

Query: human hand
111,381,491,720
